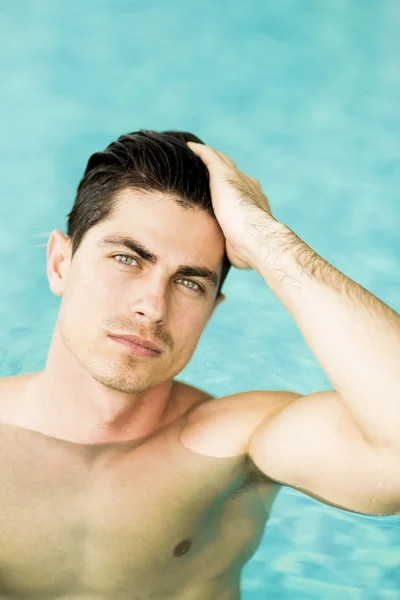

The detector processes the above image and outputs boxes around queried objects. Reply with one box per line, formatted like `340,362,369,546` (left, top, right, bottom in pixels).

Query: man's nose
129,279,169,324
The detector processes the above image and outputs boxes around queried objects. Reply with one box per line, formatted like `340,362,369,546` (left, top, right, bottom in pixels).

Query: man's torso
0,374,279,600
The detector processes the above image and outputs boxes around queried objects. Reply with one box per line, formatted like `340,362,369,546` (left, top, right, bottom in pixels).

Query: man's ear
46,230,72,296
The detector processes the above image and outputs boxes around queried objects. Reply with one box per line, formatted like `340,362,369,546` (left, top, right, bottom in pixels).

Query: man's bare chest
0,416,274,599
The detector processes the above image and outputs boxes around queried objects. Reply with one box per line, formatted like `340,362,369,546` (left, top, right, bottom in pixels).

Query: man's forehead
113,189,203,219
104,190,225,253
114,188,185,210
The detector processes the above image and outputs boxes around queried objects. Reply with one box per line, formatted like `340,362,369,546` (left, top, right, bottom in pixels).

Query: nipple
173,538,192,557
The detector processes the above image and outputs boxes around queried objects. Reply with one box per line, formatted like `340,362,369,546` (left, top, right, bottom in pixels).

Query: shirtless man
0,130,399,600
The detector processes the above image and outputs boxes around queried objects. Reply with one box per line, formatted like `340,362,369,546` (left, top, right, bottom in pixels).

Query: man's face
52,189,226,394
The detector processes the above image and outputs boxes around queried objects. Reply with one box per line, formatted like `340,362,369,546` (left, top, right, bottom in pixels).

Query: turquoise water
1,0,400,597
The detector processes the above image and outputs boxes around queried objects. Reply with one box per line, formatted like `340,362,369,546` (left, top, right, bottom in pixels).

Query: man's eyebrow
97,235,220,288
98,235,157,263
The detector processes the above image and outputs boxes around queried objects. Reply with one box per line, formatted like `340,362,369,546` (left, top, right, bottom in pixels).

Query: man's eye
113,256,203,293
113,254,139,266
178,279,203,293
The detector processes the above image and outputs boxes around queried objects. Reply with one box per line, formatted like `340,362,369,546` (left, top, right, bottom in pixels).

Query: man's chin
89,366,154,395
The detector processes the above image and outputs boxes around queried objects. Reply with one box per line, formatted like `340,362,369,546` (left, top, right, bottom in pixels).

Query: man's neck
13,324,177,444
9,368,176,446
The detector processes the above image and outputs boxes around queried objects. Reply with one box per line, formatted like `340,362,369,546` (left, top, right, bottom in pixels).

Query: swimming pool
0,0,399,597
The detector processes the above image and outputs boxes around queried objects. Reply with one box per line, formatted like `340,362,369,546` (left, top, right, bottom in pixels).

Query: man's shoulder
0,372,36,388
185,388,301,419
0,372,37,419
180,388,301,459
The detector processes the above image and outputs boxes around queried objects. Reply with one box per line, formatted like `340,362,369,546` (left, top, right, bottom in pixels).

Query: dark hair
66,130,231,297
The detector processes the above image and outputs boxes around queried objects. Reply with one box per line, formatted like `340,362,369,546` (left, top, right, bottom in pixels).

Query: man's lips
108,334,162,353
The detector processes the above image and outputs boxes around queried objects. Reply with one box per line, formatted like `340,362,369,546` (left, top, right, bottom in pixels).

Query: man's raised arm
187,140,400,450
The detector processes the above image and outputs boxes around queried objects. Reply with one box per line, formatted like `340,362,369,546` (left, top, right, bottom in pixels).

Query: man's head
47,130,231,394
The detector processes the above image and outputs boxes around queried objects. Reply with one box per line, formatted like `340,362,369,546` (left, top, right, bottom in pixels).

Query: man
0,129,399,599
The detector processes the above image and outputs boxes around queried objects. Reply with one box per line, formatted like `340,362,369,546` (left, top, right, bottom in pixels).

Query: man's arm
247,388,400,515
188,140,400,450
248,217,400,449
245,222,400,514
186,140,400,514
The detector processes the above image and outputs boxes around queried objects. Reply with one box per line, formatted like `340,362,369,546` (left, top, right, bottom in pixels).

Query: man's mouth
108,334,162,357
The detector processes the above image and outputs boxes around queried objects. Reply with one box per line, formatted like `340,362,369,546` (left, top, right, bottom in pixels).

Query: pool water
0,1,399,597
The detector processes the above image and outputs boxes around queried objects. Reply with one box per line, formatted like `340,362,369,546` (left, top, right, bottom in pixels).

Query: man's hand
187,141,278,270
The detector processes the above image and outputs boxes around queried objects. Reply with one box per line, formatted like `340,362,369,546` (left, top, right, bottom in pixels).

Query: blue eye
178,279,202,293
113,255,204,294
114,254,139,266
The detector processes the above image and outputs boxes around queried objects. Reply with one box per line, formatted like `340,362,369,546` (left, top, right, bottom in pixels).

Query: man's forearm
250,216,400,447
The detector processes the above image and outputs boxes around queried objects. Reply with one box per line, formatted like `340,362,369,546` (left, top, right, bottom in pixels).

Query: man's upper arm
248,390,400,516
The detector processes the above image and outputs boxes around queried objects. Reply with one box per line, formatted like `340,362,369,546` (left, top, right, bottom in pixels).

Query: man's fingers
187,143,264,196
187,141,218,164
187,142,234,171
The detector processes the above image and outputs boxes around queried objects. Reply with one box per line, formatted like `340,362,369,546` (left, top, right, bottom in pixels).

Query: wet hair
66,130,231,297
